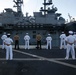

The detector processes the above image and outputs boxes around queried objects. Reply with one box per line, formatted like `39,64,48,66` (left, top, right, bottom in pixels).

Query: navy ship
0,1,76,75
0,0,66,47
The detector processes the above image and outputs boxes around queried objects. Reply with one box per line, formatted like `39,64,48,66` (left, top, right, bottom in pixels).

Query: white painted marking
47,59,76,68
0,58,43,61
0,58,6,60
14,50,39,58
14,50,76,69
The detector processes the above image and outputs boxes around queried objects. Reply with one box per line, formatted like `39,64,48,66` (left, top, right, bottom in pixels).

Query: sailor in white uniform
46,34,52,49
65,31,76,59
24,33,30,49
73,32,76,48
4,33,13,60
1,32,7,49
60,32,66,49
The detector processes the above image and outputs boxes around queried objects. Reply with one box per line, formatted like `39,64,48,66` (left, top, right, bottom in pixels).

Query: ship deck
0,45,76,75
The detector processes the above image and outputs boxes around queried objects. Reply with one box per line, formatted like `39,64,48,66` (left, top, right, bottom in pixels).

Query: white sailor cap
7,33,10,35
69,31,73,34
48,34,50,35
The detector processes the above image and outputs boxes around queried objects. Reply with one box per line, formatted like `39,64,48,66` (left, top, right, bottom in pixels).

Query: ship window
33,35,36,38
33,26,35,28
37,26,39,28
30,26,32,27
33,31,36,33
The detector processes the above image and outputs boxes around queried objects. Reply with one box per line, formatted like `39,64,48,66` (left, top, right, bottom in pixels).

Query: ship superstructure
34,0,65,25
0,0,66,47
0,0,24,24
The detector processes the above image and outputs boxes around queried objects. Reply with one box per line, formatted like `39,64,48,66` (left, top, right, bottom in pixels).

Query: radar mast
13,0,23,17
42,0,52,15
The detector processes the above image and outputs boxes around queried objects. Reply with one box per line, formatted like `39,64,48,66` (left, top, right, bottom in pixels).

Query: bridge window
33,31,36,33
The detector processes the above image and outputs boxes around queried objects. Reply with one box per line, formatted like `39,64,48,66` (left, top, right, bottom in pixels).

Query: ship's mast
44,0,46,15
13,0,23,17
43,0,52,15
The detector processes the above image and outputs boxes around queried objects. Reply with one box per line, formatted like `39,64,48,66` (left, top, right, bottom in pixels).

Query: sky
0,0,76,21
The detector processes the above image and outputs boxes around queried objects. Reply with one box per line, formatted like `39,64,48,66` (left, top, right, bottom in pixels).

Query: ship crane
68,13,75,22
68,13,72,22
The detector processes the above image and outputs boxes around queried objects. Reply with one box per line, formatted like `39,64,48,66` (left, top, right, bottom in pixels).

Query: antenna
48,0,52,3
41,0,52,15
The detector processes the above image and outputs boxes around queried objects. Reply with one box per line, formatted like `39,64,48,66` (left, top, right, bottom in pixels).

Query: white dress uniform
4,34,13,60
65,31,76,59
1,34,7,49
46,34,52,49
73,32,76,47
24,33,30,49
60,32,66,49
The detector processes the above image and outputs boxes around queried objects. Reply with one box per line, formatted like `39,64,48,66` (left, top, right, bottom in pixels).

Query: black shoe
36,47,39,49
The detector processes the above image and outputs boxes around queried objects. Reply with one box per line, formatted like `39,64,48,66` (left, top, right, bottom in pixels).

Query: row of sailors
0,32,52,60
60,31,76,60
1,31,76,60
1,32,52,50
60,31,76,49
